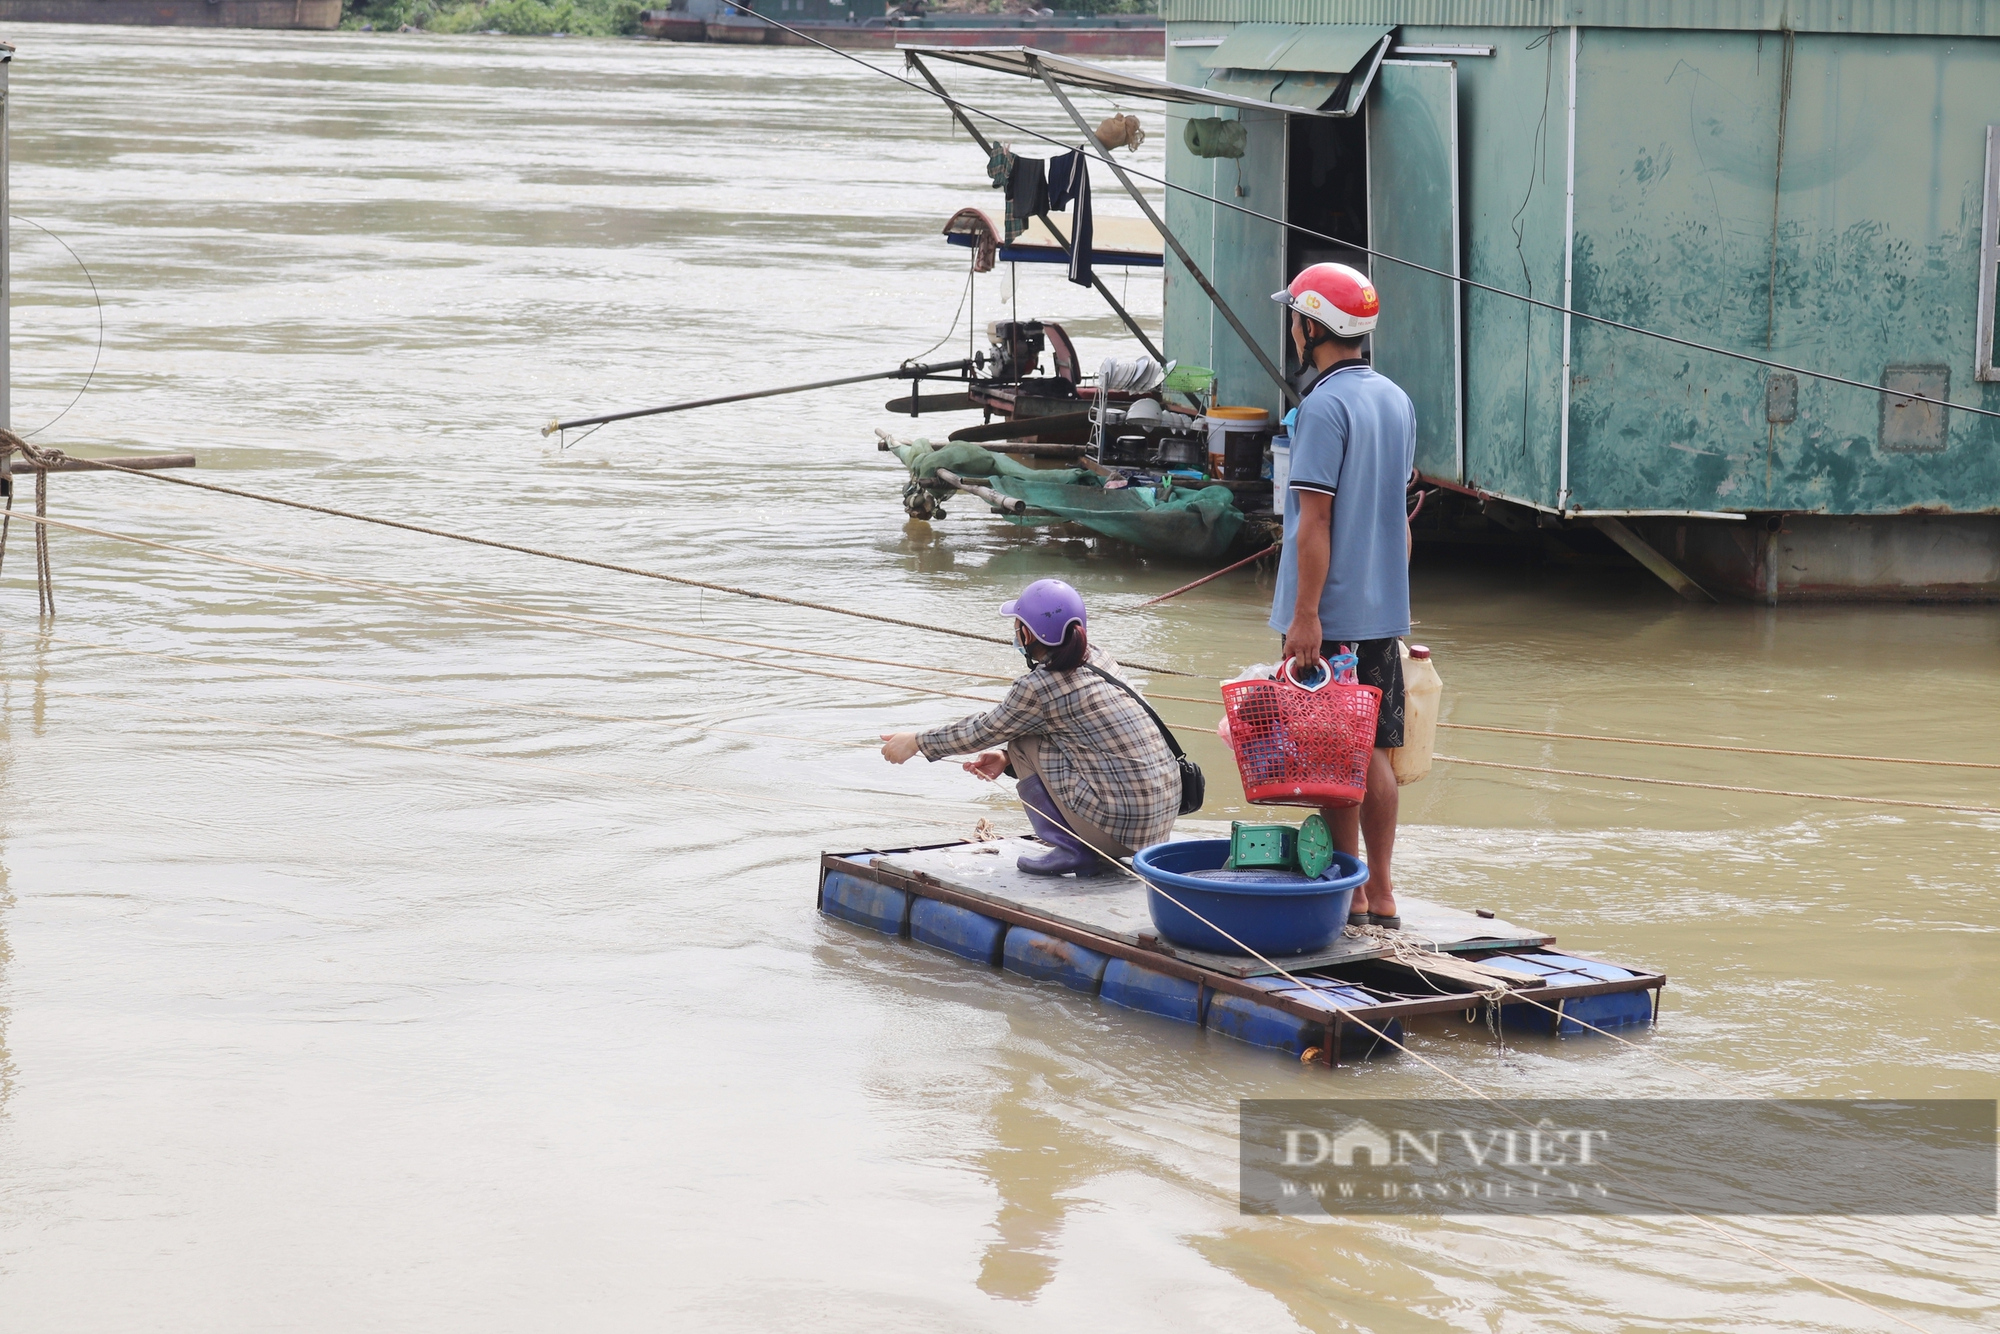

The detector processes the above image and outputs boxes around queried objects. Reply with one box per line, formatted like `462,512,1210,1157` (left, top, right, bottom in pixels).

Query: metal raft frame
819,841,1667,1068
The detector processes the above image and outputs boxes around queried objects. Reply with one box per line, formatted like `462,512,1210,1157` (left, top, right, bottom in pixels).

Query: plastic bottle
1391,643,1443,785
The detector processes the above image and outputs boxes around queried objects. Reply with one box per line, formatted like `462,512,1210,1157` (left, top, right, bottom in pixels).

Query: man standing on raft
1269,263,1416,930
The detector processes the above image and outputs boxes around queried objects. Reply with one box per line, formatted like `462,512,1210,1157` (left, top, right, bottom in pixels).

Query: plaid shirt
918,647,1179,850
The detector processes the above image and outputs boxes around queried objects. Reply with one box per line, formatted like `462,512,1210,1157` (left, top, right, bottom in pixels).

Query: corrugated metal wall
1163,35,1290,417
1162,0,2000,37
1164,16,2000,513
1568,28,2000,513
1452,28,1573,509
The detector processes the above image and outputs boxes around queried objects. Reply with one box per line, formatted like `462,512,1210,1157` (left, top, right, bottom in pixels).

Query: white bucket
1203,406,1270,477
1270,433,1291,498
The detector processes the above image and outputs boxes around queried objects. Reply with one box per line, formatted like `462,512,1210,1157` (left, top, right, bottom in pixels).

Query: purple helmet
1001,578,1087,646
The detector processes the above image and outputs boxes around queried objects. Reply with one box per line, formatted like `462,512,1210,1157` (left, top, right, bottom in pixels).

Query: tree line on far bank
340,0,1153,38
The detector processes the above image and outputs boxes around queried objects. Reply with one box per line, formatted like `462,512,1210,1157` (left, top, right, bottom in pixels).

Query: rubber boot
1016,776,1114,878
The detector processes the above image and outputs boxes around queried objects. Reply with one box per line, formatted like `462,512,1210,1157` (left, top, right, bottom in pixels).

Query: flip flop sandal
1347,911,1372,928
1369,913,1403,930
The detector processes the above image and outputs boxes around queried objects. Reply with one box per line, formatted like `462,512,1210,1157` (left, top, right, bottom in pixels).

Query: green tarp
891,440,1245,562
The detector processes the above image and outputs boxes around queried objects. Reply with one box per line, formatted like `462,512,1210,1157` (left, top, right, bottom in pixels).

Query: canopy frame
903,45,1298,408
897,40,1388,119
1027,54,1296,408
905,51,1167,366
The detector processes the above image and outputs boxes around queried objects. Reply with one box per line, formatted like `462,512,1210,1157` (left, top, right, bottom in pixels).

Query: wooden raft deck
819,839,1667,1067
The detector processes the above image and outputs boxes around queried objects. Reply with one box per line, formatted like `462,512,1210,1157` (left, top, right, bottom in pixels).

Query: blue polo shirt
1267,361,1416,642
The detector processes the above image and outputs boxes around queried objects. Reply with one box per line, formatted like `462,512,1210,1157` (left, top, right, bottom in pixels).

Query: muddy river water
0,25,1994,1333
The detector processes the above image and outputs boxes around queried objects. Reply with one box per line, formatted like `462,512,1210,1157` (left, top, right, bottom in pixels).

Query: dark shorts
1279,635,1406,749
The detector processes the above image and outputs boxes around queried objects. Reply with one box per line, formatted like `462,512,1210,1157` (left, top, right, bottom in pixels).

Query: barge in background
0,0,339,25
639,0,1162,56
821,839,1664,1067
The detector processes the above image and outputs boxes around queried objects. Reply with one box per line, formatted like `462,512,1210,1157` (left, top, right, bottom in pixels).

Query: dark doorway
1284,113,1369,375
1286,113,1369,272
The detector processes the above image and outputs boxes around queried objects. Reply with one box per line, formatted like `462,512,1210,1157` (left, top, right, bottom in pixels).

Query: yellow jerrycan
1391,642,1443,785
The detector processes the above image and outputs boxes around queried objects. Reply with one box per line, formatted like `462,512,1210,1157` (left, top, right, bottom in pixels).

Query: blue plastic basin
1132,838,1366,957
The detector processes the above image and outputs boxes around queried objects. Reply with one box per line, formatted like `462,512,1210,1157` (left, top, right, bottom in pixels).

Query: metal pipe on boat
6,453,196,474
876,436,1085,460
947,411,1091,444
540,357,976,436
1117,544,1277,611
932,467,1036,516
979,442,1087,459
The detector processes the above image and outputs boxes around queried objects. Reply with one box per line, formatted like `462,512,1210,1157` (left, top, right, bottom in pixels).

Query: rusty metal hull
1629,513,2000,603
0,0,339,25
636,14,704,40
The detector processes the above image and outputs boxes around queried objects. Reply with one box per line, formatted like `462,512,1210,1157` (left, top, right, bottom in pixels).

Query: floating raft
819,838,1666,1067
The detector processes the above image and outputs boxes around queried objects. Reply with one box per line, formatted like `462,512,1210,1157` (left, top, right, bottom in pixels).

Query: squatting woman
879,579,1179,877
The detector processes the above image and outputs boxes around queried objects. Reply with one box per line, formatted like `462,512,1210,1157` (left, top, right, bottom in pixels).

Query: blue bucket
1131,838,1366,957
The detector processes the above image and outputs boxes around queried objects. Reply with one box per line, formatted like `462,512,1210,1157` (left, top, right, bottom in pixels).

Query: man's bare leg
1358,748,1398,919
1325,748,1399,918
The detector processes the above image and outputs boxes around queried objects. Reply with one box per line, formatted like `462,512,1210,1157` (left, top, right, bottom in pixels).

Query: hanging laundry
1004,154,1047,243
984,144,1042,244
1046,149,1094,288
942,206,1000,273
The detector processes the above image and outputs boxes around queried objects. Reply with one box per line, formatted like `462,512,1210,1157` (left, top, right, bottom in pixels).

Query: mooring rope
1436,721,2000,771
36,685,997,822
12,507,1981,806
1081,692,1999,810
975,792,1940,1333
13,510,1015,705
5,629,882,751
52,455,1198,676
1434,753,2000,817
9,511,1228,737
1122,692,1996,774
1360,919,1969,1182
1104,545,1277,613
0,429,63,614
15,508,1985,802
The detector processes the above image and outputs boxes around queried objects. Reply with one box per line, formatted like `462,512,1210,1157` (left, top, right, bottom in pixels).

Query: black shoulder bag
1084,663,1205,815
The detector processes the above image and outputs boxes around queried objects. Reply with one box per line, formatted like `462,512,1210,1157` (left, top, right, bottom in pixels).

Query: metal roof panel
898,43,1352,116
1204,22,1395,71
1161,0,2000,36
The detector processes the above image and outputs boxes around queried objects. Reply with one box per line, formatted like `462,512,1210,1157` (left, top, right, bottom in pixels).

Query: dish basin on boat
1131,838,1366,957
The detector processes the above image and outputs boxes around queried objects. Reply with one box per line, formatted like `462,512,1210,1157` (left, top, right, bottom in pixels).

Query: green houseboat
911,3,2000,601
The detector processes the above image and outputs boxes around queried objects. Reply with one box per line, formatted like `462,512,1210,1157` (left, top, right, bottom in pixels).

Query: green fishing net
890,440,1245,561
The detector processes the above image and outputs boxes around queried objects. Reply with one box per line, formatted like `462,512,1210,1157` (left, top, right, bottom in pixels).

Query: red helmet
1271,262,1379,339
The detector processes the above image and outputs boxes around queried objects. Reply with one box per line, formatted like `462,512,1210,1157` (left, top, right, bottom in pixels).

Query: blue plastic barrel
1131,838,1366,957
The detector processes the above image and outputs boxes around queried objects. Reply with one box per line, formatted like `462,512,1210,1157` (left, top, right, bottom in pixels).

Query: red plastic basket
1221,658,1381,808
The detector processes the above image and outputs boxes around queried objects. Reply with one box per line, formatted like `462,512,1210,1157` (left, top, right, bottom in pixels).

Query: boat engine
984,319,1045,384
959,319,1083,439
984,320,1077,385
